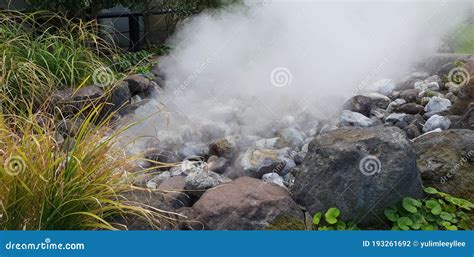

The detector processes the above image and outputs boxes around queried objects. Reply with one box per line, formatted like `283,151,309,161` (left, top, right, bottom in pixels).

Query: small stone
387,98,407,112
262,173,286,187
275,128,305,149
422,115,451,133
255,137,280,148
207,156,229,174
424,96,452,114
339,110,375,127
124,75,151,95
397,103,425,115
399,89,420,103
178,142,208,159
184,170,231,197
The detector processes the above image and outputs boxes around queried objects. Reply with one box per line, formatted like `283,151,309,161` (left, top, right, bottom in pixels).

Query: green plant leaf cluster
312,207,358,230
384,187,473,231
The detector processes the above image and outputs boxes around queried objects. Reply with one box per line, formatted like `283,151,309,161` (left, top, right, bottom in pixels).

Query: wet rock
233,148,296,179
339,110,375,127
262,173,285,187
290,126,423,226
124,75,151,95
422,115,451,133
399,89,420,103
207,155,229,174
190,177,304,229
396,103,425,115
185,170,231,197
343,93,391,116
178,142,208,159
424,96,452,115
275,128,305,149
386,98,406,113
413,129,474,201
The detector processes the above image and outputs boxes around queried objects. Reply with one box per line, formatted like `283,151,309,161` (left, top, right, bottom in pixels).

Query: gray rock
414,130,474,202
262,173,286,188
386,98,407,113
397,103,425,115
424,96,452,114
370,79,396,96
234,148,296,178
157,176,191,209
339,110,375,127
207,156,229,174
422,115,451,133
109,81,131,115
343,93,391,116
200,123,228,142
124,75,151,95
290,126,423,226
283,173,296,188
255,137,280,149
385,113,415,128
396,71,430,90
185,170,231,197
275,128,305,149
399,89,420,103
190,177,304,229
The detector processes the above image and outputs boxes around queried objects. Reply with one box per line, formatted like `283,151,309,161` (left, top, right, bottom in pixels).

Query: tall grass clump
0,102,175,230
0,11,115,114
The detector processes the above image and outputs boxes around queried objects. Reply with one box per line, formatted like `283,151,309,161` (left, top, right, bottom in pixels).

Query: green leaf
336,221,347,230
423,187,439,194
324,208,340,225
421,224,435,230
384,208,399,222
397,217,413,230
402,197,421,214
425,200,442,215
456,211,469,221
440,212,453,221
312,212,322,225
445,225,458,231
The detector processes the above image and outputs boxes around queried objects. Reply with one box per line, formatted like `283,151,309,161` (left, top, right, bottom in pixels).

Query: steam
122,0,471,151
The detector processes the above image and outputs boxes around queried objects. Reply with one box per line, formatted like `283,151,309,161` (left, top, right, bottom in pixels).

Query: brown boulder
190,177,303,230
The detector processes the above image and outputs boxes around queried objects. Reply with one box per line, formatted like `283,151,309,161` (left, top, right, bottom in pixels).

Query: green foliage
111,50,154,73
385,187,473,231
312,208,358,230
0,11,116,114
451,22,474,54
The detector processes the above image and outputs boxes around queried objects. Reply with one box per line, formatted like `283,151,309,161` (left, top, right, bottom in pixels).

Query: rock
290,126,423,226
385,113,415,128
424,96,452,115
422,115,451,133
403,123,421,139
51,85,105,116
370,107,388,120
396,103,425,115
144,149,179,169
339,110,375,127
262,173,286,187
255,137,280,149
157,130,183,149
283,173,296,188
451,103,474,130
124,75,151,95
56,117,85,137
420,97,431,106
157,176,191,209
206,156,229,174
190,177,304,229
396,71,430,90
200,123,228,143
414,81,440,92
275,128,305,149
386,98,406,113
184,170,231,197
169,160,206,177
209,138,236,158
233,148,296,179
399,89,420,103
413,129,474,201
109,81,131,114
417,53,472,74
343,93,391,116
178,142,208,159
144,171,172,188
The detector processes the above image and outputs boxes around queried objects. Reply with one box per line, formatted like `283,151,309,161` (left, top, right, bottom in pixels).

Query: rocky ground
50,53,474,230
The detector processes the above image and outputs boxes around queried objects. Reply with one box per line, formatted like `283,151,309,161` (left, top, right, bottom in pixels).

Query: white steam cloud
122,0,471,151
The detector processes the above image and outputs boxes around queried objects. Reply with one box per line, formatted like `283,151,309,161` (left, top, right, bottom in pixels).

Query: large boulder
290,126,423,226
339,110,376,127
413,129,474,202
124,75,151,95
189,177,304,230
51,85,105,116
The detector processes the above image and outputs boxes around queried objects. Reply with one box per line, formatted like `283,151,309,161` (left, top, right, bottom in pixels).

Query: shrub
0,103,173,230
0,11,115,114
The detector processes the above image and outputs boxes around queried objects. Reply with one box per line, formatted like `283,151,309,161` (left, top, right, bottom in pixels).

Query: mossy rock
266,215,306,230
